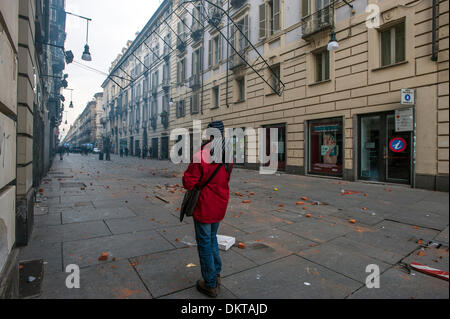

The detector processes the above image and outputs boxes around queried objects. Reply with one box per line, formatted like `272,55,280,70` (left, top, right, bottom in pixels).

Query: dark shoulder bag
180,163,223,222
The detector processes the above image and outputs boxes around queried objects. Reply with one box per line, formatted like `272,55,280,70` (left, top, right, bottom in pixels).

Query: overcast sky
60,0,162,139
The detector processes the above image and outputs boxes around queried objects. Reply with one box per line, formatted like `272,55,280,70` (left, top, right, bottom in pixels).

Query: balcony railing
229,51,247,70
302,5,332,38
231,0,246,8
162,77,170,91
189,74,201,89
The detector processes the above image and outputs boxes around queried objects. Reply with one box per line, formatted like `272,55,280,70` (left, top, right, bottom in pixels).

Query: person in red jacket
182,121,233,298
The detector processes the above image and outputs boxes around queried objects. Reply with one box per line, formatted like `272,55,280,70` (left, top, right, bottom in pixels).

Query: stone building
0,0,66,298
103,0,448,192
102,0,173,159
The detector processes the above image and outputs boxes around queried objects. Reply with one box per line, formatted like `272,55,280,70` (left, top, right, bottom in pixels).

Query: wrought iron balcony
229,51,247,70
162,77,171,91
189,74,201,89
231,0,246,8
208,9,222,27
177,35,186,52
302,5,332,38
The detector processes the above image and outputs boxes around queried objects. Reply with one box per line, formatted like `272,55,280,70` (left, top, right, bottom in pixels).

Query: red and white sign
389,137,407,153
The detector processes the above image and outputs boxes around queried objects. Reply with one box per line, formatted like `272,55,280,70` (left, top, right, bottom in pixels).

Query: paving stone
298,242,391,283
375,220,440,242
34,213,61,227
105,214,180,235
19,242,62,274
231,228,317,265
63,230,175,268
434,226,449,244
132,247,257,298
327,236,405,265
38,260,151,299
61,206,136,224
349,267,449,299
279,218,354,243
221,255,361,299
31,220,111,244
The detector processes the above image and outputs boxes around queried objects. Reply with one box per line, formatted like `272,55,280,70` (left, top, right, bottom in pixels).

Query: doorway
161,136,169,160
262,124,286,171
359,112,412,184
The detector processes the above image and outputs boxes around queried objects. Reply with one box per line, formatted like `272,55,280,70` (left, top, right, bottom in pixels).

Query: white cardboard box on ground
217,235,235,251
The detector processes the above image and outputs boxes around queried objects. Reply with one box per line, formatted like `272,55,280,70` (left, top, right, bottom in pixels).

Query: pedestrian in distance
125,147,128,157
120,148,124,157
182,121,233,298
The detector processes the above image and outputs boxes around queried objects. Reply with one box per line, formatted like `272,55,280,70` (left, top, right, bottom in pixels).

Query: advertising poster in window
309,118,343,176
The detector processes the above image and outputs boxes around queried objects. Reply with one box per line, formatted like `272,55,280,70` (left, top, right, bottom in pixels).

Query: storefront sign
389,137,407,153
395,108,414,132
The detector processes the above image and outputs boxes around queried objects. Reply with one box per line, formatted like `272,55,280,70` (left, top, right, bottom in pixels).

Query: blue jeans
194,220,222,288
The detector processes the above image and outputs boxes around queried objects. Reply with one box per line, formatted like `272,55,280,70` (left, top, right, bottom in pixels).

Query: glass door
359,112,411,184
360,115,383,181
386,114,411,183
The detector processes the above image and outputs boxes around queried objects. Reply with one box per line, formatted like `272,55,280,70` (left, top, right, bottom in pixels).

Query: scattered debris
238,242,246,249
296,201,305,206
27,276,36,283
304,282,311,286
341,190,361,196
98,252,109,261
410,262,449,281
186,263,197,268
417,251,427,257
130,262,137,267
242,200,251,204
301,196,308,201
306,214,312,218
217,235,235,251
349,219,357,224
274,188,279,191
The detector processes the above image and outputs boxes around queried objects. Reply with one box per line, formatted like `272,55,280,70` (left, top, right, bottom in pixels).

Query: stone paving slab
19,242,62,274
326,236,405,265
105,214,180,235
132,247,257,298
279,218,354,243
375,220,440,241
38,260,151,299
63,229,175,268
34,213,61,227
31,220,111,244
221,255,362,299
434,226,449,244
231,228,317,265
61,206,136,224
349,267,449,299
298,243,392,283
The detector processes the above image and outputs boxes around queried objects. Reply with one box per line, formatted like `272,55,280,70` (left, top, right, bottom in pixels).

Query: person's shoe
216,275,221,286
196,280,218,298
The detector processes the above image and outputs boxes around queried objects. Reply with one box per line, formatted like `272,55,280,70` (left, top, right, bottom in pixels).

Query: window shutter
302,0,309,19
191,51,195,76
259,4,266,40
244,15,249,48
273,0,280,33
208,39,213,67
218,36,222,61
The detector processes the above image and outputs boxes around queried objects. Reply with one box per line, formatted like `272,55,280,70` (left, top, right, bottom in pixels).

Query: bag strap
198,163,223,190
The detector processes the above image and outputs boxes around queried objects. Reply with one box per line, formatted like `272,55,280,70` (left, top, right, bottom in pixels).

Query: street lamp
327,31,339,51
81,20,92,61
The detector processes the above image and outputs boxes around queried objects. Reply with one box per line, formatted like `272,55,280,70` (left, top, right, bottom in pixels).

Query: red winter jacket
182,143,233,224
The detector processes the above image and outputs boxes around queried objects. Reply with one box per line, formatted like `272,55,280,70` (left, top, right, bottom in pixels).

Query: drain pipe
431,0,438,61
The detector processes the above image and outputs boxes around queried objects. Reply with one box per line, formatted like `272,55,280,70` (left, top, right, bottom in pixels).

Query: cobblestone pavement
19,154,449,299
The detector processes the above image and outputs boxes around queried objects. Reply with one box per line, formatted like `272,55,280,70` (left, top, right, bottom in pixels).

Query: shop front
358,110,413,185
308,117,343,177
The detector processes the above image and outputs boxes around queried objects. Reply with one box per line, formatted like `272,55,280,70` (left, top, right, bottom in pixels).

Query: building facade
102,0,173,159
103,0,448,192
63,93,104,149
0,0,66,298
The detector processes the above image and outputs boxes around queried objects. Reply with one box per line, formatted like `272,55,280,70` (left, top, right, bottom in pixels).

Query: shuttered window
273,0,280,33
259,4,266,39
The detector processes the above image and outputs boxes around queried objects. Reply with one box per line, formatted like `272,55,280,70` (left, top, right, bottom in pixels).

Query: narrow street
19,154,449,299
